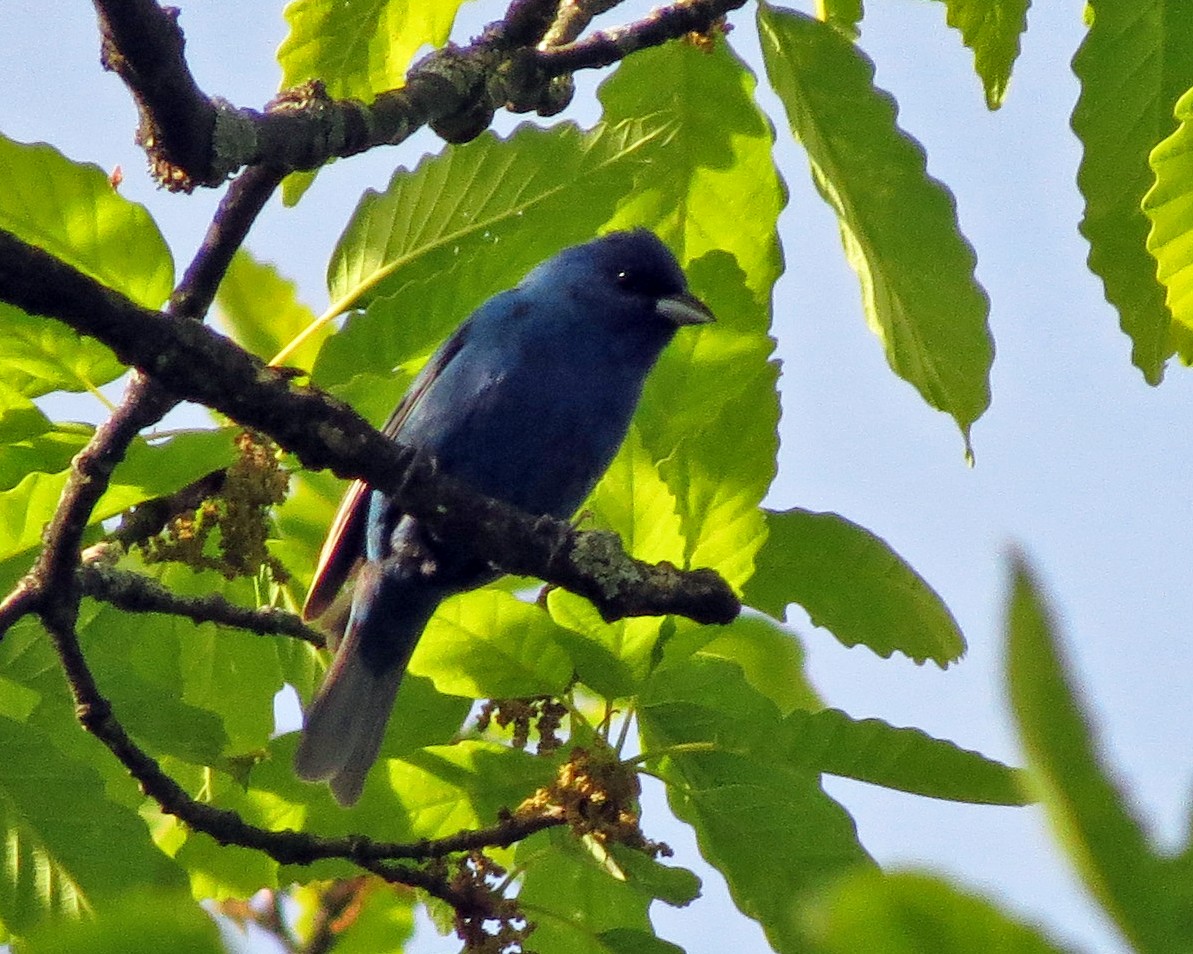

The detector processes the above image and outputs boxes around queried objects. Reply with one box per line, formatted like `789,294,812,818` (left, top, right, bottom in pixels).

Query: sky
4,2,1193,953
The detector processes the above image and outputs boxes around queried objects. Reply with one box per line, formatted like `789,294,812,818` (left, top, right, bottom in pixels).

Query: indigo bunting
295,230,714,805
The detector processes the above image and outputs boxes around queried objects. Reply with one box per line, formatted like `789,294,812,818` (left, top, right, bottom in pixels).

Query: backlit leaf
1007,553,1183,951
759,5,992,447
796,868,1071,953
0,133,173,308
1072,1,1193,379
743,508,965,666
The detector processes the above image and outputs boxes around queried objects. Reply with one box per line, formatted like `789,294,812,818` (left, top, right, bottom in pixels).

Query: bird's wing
301,319,475,621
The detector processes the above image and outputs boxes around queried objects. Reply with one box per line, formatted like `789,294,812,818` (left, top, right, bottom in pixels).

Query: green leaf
782,708,1027,805
77,603,230,766
271,466,349,603
146,568,284,754
544,593,640,700
276,0,469,204
639,656,870,951
410,589,574,699
381,674,475,758
516,830,656,954
547,591,666,699
1072,1,1193,380
0,382,51,444
599,38,786,306
24,888,221,954
145,759,280,900
0,715,185,936
0,424,91,494
0,613,157,823
652,320,777,589
815,0,863,39
759,5,992,447
598,40,784,589
327,120,668,318
607,844,702,908
0,619,130,796
687,615,818,716
595,929,686,954
381,740,557,840
744,508,966,666
588,426,686,567
215,249,324,368
0,303,124,400
936,0,1029,109
234,736,552,856
1006,553,1182,952
172,830,279,902
0,674,38,723
0,428,238,566
1145,85,1193,359
795,868,1071,953
540,425,688,700
0,133,173,308
278,0,465,103
308,269,448,411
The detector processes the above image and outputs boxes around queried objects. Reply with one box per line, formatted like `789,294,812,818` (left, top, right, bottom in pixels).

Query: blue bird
294,230,714,805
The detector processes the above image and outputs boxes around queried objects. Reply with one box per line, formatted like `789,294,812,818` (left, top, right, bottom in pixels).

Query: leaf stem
623,741,720,766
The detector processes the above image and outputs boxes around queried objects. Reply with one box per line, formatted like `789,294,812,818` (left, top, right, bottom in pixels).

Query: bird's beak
657,290,716,327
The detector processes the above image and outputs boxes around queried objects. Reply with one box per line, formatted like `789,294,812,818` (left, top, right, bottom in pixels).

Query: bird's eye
614,264,677,298
616,268,657,295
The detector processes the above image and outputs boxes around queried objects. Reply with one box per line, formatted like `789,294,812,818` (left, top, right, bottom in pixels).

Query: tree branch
534,0,745,73
75,562,327,647
109,468,227,550
36,600,565,902
0,229,741,629
540,0,623,48
94,0,218,189
91,0,746,189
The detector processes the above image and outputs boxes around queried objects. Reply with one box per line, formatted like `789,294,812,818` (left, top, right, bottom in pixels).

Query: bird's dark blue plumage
294,230,714,804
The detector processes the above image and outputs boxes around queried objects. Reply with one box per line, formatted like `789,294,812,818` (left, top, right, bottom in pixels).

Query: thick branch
0,229,740,626
91,0,746,188
94,0,218,188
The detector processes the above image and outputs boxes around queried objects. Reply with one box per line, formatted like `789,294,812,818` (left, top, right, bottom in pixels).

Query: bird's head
523,230,716,335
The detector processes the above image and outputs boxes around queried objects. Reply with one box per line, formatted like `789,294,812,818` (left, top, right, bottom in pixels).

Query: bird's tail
294,564,439,806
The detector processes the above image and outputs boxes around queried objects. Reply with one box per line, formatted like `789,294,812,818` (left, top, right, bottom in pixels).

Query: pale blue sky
4,3,1192,952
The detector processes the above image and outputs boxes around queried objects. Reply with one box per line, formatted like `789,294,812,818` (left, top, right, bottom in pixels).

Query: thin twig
75,563,326,647
540,0,624,48
535,0,746,73
110,469,226,550
37,600,566,882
